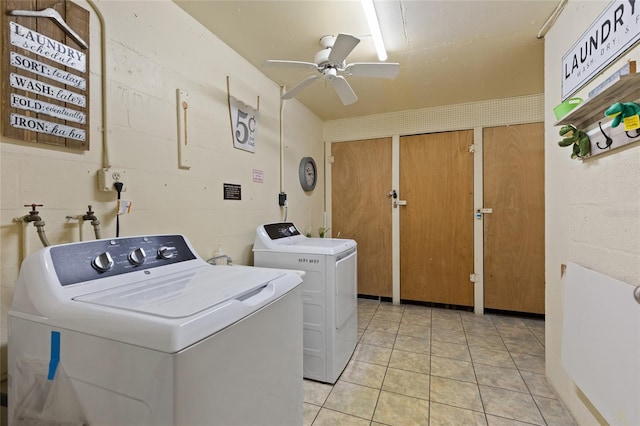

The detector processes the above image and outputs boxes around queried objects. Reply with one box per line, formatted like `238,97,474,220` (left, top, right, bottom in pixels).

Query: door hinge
468,144,475,153
327,155,335,164
469,273,478,283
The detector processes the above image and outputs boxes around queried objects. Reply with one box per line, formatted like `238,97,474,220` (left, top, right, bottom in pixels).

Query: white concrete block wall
0,0,324,376
545,1,640,423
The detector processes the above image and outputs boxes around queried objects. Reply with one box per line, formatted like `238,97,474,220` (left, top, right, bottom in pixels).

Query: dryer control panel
50,235,197,286
263,222,301,240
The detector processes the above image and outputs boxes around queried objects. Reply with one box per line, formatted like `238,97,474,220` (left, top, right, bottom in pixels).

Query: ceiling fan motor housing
314,48,331,66
319,35,336,49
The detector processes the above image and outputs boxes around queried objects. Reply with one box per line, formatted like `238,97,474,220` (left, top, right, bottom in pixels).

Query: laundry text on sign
562,0,640,100
9,21,86,72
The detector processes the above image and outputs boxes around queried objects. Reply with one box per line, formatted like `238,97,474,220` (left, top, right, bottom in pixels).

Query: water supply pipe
66,215,84,241
279,85,285,194
280,86,288,222
21,204,50,248
83,205,102,239
85,0,111,169
537,0,568,39
12,218,30,261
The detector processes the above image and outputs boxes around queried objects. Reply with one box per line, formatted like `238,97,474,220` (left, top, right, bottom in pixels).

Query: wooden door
331,138,392,297
399,131,474,306
483,123,545,314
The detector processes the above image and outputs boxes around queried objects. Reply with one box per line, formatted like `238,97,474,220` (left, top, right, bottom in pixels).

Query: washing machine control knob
157,246,176,259
92,251,114,272
128,247,147,266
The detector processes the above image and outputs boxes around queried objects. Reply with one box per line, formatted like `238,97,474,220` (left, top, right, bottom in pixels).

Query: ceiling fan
263,34,400,105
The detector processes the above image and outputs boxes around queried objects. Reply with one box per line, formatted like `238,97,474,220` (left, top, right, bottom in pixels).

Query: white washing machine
8,234,303,426
253,222,357,384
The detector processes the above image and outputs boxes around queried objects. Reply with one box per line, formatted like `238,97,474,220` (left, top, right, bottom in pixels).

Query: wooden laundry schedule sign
2,0,90,150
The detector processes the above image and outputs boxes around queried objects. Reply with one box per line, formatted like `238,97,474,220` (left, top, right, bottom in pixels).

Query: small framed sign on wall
228,95,258,153
223,183,241,200
2,0,90,150
226,76,259,153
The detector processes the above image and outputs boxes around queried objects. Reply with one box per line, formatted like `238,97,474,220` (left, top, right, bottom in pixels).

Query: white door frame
390,129,484,314
328,131,485,314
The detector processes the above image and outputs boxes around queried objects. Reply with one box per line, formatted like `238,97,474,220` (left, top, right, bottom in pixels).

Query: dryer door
335,249,357,328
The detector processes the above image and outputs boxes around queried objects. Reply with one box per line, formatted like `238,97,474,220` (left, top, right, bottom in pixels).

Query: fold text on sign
10,93,86,124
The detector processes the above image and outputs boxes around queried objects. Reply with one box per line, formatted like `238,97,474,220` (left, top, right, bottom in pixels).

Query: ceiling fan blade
344,62,400,79
328,34,360,64
282,74,321,99
263,60,318,71
330,75,358,105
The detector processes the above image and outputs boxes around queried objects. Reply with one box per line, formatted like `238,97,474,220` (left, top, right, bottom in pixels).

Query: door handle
394,200,407,208
475,208,493,219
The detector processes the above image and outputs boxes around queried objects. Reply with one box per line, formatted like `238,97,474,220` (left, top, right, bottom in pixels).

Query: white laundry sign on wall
562,0,640,100
229,96,259,153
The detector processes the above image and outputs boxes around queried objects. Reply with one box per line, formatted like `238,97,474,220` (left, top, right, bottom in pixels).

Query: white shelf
555,73,640,129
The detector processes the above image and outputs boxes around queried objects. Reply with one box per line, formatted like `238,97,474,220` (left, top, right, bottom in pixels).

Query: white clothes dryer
253,222,357,383
8,234,303,426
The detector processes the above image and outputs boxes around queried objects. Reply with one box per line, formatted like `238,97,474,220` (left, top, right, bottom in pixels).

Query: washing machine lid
284,238,356,254
9,235,304,353
254,223,356,255
51,265,304,353
73,266,285,318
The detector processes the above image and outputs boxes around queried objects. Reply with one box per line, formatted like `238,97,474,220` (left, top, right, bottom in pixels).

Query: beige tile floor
303,299,576,426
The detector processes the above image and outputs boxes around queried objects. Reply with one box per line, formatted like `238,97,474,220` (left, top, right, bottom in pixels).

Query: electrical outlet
97,168,127,192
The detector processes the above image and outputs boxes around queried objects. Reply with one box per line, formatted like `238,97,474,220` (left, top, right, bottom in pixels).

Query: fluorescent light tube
361,0,387,61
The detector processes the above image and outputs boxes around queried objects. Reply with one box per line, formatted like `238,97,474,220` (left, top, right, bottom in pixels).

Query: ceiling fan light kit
263,33,399,105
